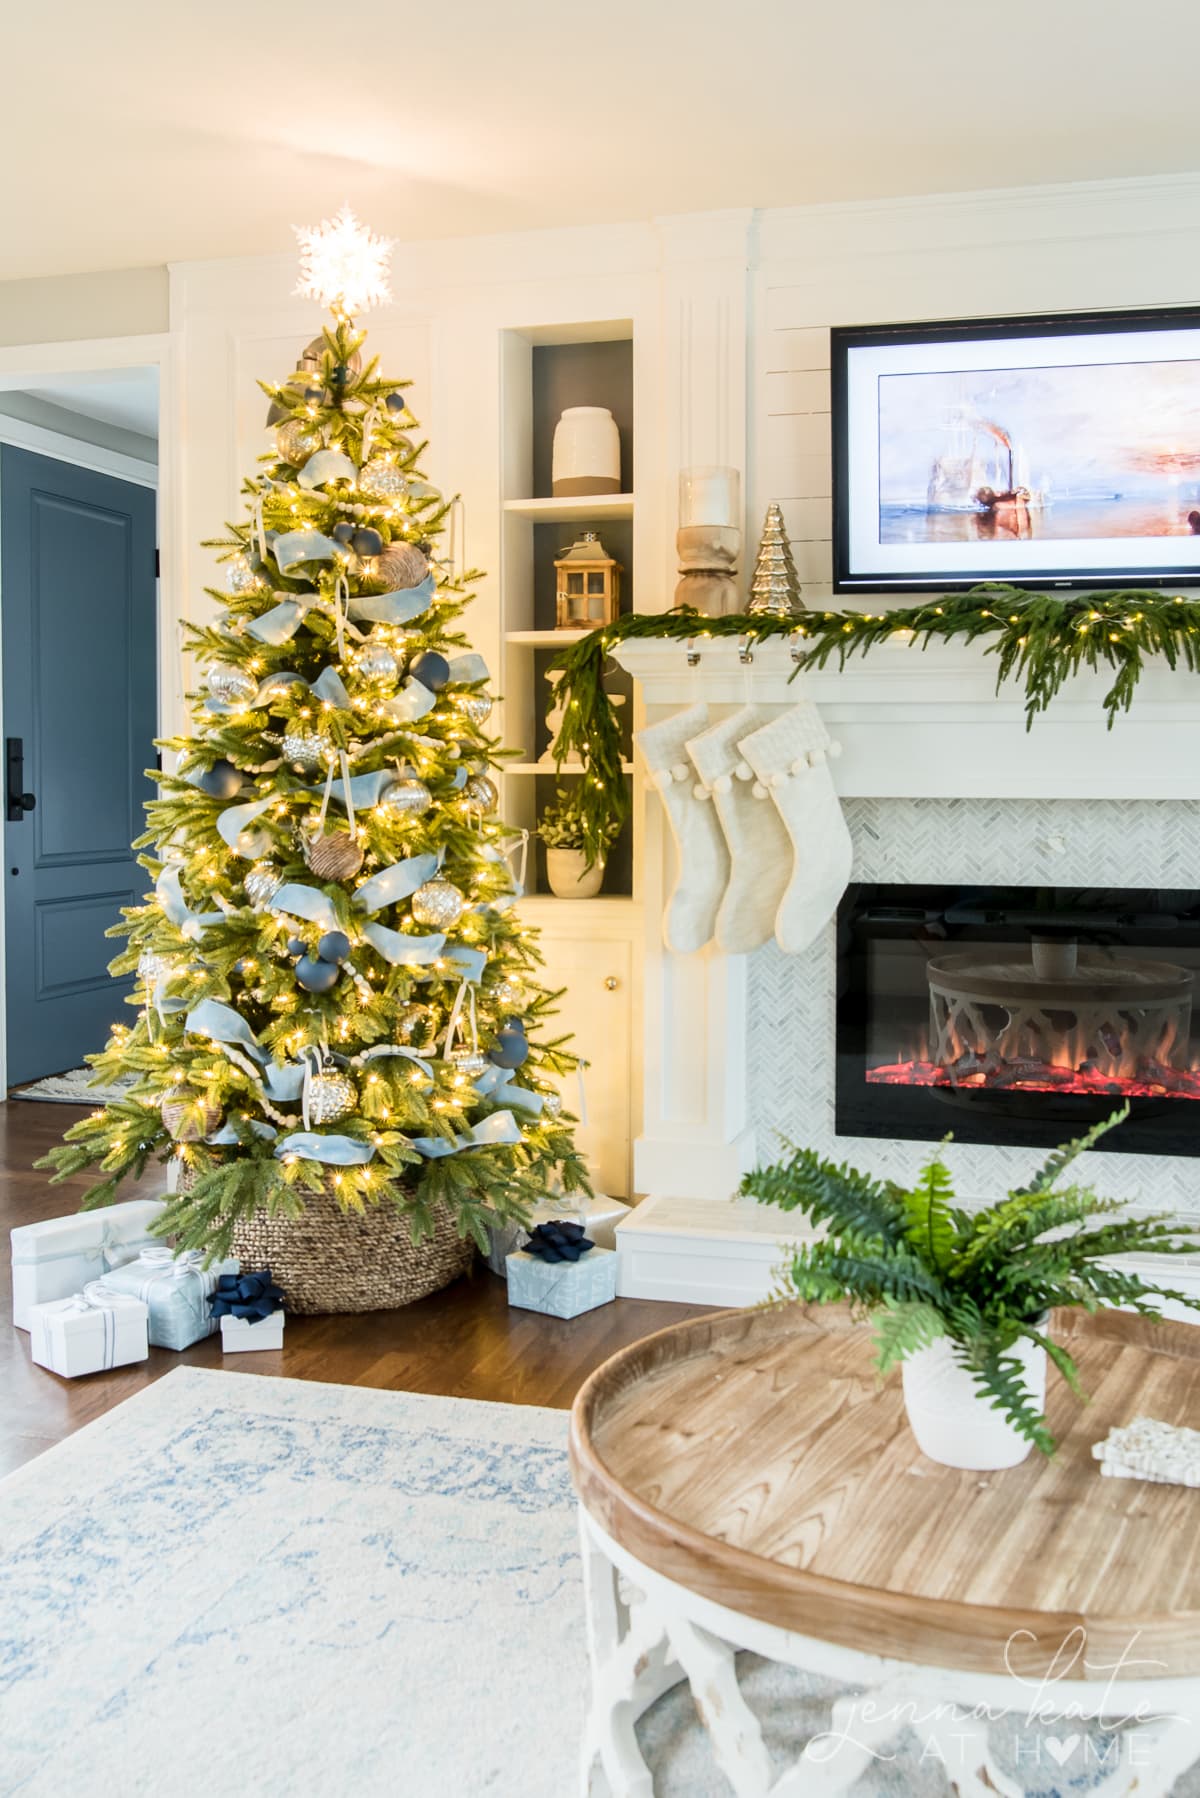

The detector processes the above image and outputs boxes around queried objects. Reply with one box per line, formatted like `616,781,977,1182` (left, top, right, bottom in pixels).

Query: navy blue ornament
330,362,351,389
488,1024,530,1070
351,526,384,557
287,936,307,957
385,392,406,414
303,385,324,404
296,954,340,994
196,759,242,799
409,651,450,692
331,521,356,545
317,930,350,963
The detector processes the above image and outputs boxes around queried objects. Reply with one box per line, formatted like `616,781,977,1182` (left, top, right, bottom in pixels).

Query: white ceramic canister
552,407,621,497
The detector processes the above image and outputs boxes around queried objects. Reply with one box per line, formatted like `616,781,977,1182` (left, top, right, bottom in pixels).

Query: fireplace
836,884,1200,1157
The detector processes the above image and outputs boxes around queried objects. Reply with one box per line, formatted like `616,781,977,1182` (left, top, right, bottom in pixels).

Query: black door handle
6,739,36,822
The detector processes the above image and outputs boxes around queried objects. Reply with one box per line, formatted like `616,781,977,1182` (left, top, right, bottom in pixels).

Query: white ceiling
5,0,1198,280
19,369,159,440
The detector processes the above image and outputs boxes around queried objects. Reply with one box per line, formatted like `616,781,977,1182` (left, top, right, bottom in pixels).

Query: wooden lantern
554,532,622,630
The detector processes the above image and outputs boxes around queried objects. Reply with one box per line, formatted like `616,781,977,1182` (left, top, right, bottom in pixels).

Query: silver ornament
411,877,465,930
449,1045,490,1077
373,542,429,591
397,1003,438,1051
225,556,264,595
542,1091,563,1118
244,862,281,908
352,642,399,684
281,730,333,772
358,456,407,502
378,774,432,818
457,693,493,728
208,665,258,707
462,774,498,815
306,1067,358,1126
493,974,526,1012
274,418,323,466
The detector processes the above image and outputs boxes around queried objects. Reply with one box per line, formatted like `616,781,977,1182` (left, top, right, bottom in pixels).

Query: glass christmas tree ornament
378,773,432,818
462,774,498,815
542,1091,563,1118
244,862,281,908
352,641,399,684
224,555,265,596
305,1063,358,1124
493,974,526,1013
358,456,407,502
274,418,323,467
747,502,805,619
208,665,258,707
411,877,465,929
449,1044,490,1078
281,731,333,771
457,693,493,728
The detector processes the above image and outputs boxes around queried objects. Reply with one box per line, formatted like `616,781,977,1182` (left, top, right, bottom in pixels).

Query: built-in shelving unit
498,321,638,900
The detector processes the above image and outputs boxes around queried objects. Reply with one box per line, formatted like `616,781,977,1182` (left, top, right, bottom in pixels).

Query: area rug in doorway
11,1066,135,1104
0,1369,1180,1798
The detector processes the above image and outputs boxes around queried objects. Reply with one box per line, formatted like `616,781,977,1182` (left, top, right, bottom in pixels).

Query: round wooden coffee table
569,1303,1200,1796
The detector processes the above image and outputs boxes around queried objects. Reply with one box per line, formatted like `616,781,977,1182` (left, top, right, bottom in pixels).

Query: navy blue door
1,447,157,1085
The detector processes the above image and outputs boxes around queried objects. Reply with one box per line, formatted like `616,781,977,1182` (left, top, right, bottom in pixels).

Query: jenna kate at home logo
804,1629,1190,1774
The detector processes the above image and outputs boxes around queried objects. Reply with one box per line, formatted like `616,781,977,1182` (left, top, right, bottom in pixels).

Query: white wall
751,172,1200,603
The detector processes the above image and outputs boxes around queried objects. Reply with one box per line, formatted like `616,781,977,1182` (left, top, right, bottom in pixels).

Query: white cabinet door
536,933,633,1197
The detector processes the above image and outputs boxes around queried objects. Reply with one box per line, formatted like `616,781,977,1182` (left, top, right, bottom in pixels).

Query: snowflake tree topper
294,207,394,320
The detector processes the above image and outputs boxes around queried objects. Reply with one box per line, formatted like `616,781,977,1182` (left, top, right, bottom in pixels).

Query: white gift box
29,1283,149,1378
99,1247,238,1351
485,1193,631,1276
11,1198,168,1331
506,1244,618,1319
220,1312,285,1353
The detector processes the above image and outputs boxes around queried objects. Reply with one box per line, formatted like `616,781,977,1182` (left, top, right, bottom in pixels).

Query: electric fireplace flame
866,942,1200,1103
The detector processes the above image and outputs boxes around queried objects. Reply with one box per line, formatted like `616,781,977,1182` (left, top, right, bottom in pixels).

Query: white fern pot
546,847,605,899
552,407,621,496
901,1333,1047,1470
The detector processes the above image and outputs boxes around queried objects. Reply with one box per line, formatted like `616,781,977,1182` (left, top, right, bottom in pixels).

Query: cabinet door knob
604,975,620,991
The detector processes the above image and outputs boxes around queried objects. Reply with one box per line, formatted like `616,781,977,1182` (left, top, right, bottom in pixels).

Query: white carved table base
579,1510,1200,1798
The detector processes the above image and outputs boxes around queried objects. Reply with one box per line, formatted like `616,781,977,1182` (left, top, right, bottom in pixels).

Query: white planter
552,407,621,496
901,1332,1047,1470
545,847,605,899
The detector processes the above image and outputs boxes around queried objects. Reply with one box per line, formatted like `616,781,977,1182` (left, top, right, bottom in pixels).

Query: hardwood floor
1,1099,708,1478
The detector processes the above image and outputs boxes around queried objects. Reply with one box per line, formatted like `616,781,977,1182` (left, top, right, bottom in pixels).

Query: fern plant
743,1106,1199,1454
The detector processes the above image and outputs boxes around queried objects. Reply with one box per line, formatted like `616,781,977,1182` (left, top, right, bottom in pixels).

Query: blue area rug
0,1368,1192,1796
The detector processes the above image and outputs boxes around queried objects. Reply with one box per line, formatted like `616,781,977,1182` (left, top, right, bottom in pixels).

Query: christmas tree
40,210,589,1261
746,502,804,618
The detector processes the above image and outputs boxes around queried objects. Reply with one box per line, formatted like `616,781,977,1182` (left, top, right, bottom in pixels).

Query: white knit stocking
685,704,790,955
635,703,729,953
738,702,852,954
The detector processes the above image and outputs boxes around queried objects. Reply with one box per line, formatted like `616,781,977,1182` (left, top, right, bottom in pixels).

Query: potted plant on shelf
537,790,619,900
744,1107,1200,1470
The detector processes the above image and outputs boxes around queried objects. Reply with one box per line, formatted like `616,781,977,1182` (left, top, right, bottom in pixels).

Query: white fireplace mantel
612,637,1200,1305
614,637,1200,800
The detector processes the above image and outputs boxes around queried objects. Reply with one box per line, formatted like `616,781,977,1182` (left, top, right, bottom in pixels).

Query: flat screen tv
831,305,1200,593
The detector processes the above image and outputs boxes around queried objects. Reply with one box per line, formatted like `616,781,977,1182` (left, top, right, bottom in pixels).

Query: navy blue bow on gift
209,1267,285,1321
524,1220,595,1263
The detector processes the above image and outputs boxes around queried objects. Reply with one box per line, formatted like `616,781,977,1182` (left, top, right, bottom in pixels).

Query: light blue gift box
99,1248,239,1351
505,1245,617,1319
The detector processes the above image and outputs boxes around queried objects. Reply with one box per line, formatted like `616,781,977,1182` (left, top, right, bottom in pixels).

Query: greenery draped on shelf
550,582,1200,864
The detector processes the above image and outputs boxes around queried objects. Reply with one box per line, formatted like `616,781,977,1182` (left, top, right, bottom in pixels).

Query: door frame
0,330,170,1097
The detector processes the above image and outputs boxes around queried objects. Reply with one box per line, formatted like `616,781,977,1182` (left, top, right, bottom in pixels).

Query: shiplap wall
749,174,1200,607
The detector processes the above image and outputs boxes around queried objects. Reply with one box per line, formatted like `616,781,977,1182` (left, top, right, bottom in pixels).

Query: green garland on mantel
549,582,1200,865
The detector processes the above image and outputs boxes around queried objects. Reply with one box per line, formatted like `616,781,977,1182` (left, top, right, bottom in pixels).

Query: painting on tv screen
833,309,1200,592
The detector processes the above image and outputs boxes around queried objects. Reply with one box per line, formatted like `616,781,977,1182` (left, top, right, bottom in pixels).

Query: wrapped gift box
12,1198,168,1331
485,1193,631,1276
220,1313,285,1353
506,1244,618,1319
29,1284,149,1378
99,1247,238,1351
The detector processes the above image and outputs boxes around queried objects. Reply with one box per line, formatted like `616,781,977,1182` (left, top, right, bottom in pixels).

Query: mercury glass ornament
244,862,281,908
256,671,307,708
281,730,332,772
352,642,399,684
411,877,465,930
208,665,258,707
274,417,323,467
225,555,264,596
449,1045,490,1078
543,1091,563,1118
358,456,407,502
493,974,526,1013
306,1064,358,1125
462,774,498,815
378,773,432,818
457,693,493,728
